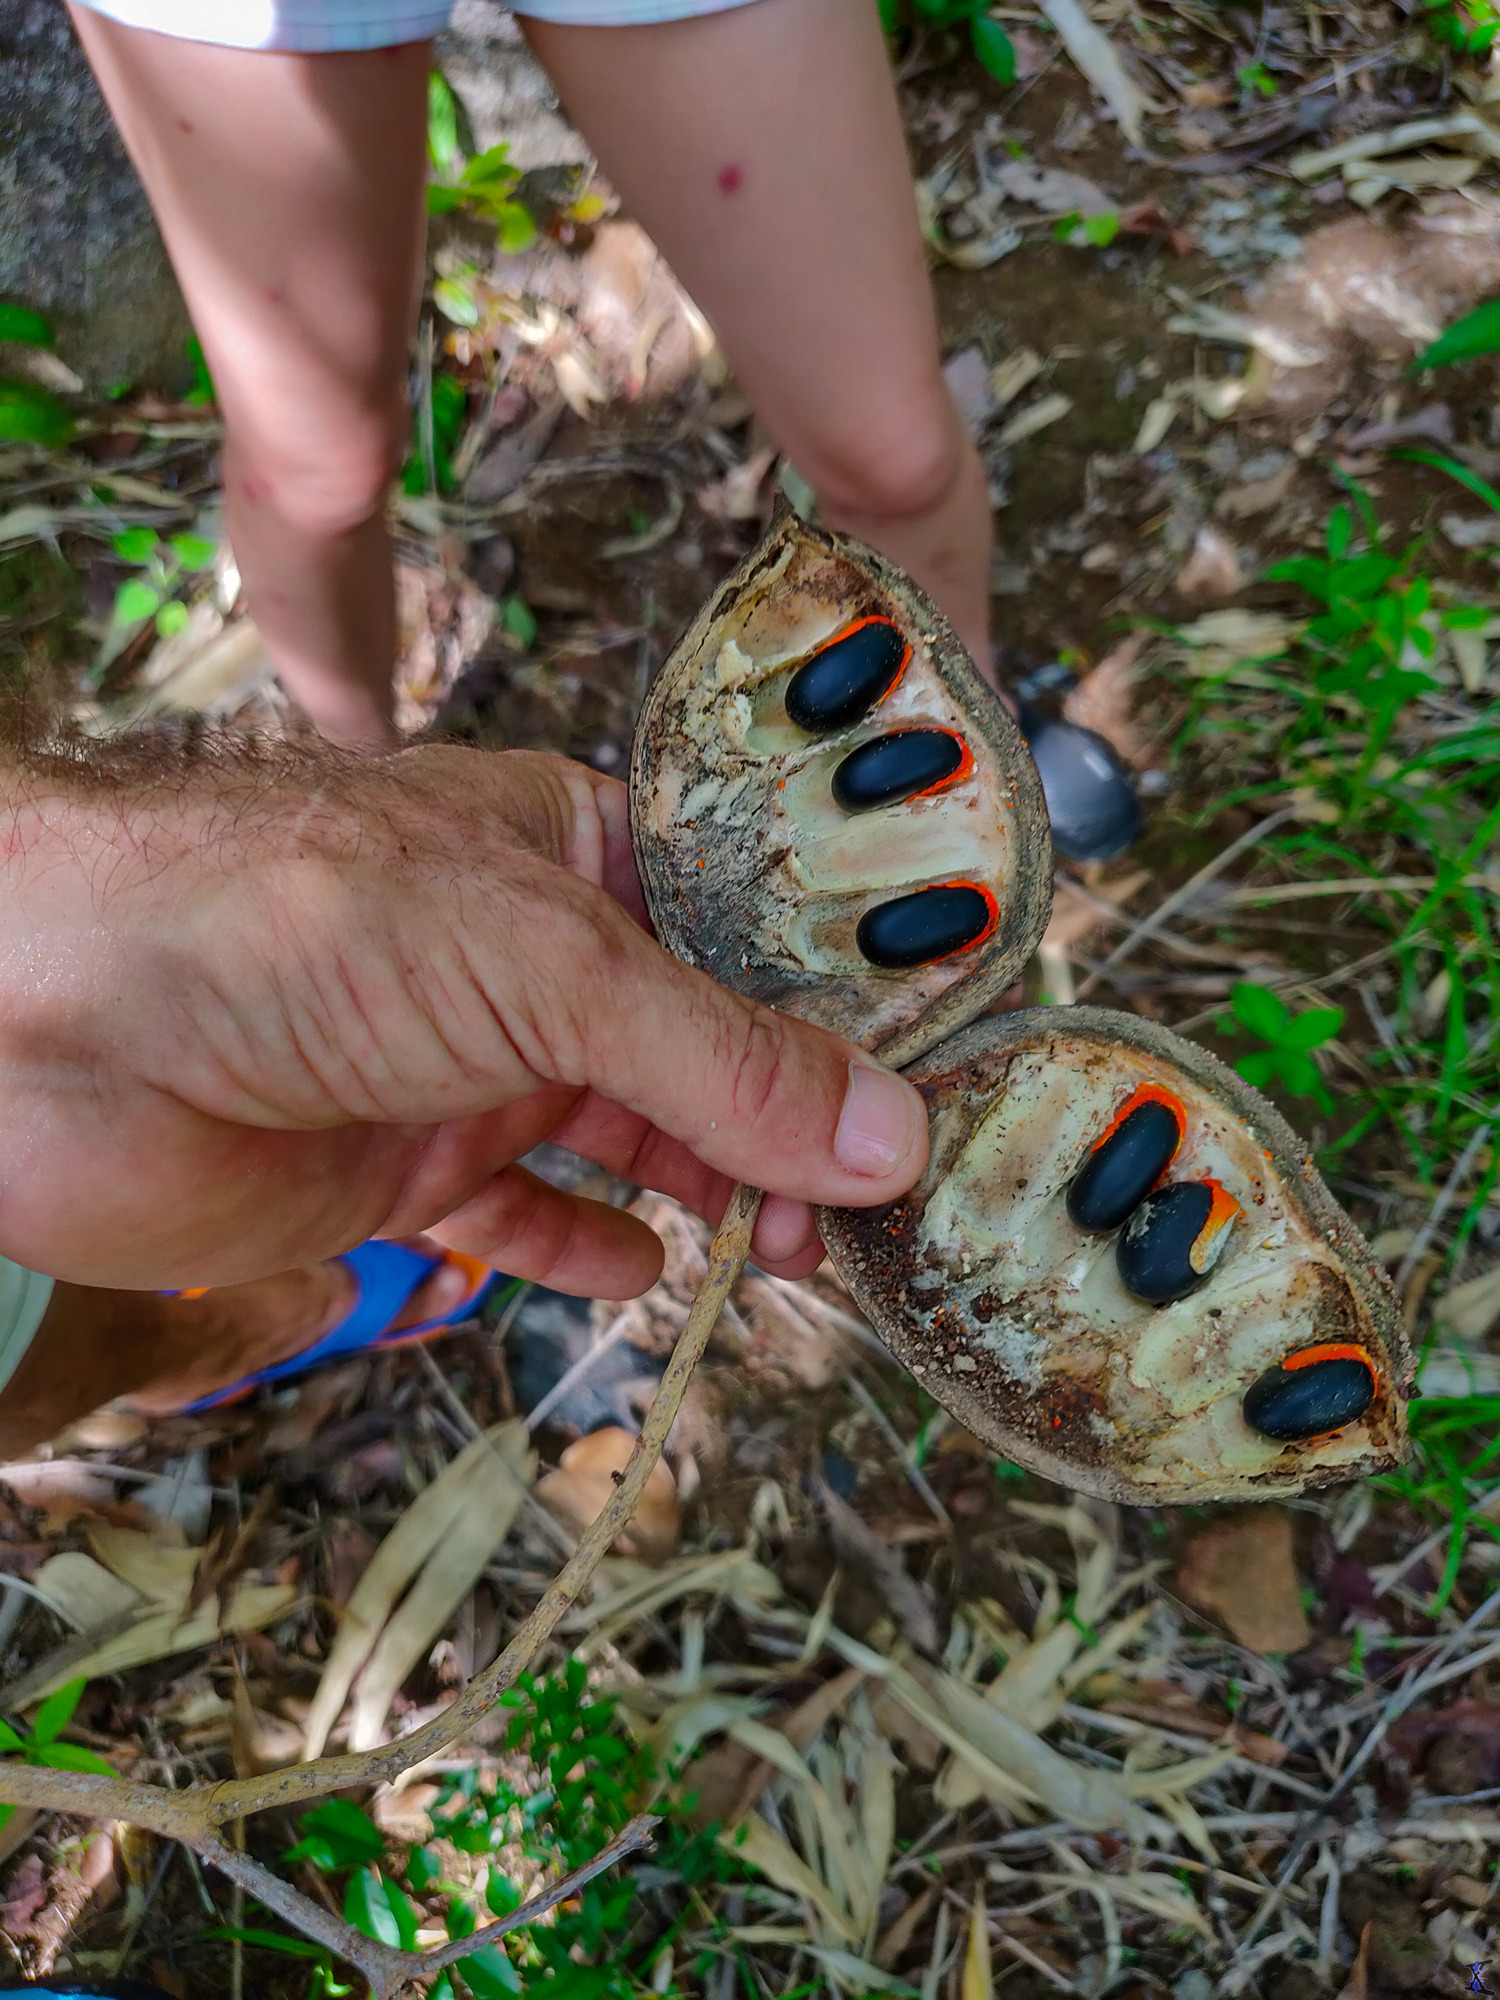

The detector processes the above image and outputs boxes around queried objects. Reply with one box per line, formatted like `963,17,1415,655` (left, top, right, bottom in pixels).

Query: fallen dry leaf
538,1426,680,1565
1175,525,1246,605
1062,635,1153,769
1176,1508,1312,1654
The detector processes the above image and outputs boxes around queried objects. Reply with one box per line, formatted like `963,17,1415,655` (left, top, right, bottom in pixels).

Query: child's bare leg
67,13,431,748
0,1253,472,1459
520,0,994,673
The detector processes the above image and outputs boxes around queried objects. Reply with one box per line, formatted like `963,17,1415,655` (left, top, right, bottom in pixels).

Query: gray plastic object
1017,704,1142,863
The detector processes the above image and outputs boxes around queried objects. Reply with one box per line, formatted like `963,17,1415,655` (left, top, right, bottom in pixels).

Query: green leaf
878,0,900,32
1413,298,1500,371
1234,1050,1277,1090
34,1742,117,1776
465,144,519,190
111,526,159,565
1326,505,1352,558
285,1797,386,1872
427,185,465,216
459,1944,524,1998
0,1722,24,1753
169,533,217,571
970,14,1017,82
0,304,55,349
1281,1005,1345,1051
183,335,216,408
501,595,537,648
1442,604,1490,629
407,1844,442,1893
434,278,481,328
428,67,462,175
485,1869,522,1918
1394,445,1500,518
1231,981,1290,1044
1272,1048,1324,1099
203,1927,335,1963
32,1680,85,1745
113,577,161,625
0,379,75,448
495,201,537,255
345,1867,406,1949
155,600,190,638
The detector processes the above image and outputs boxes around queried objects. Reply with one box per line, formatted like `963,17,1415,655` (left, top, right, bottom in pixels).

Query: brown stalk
0,1183,762,1993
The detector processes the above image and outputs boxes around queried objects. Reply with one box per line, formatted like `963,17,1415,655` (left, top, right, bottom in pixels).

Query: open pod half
630,508,1052,1068
819,1008,1412,1504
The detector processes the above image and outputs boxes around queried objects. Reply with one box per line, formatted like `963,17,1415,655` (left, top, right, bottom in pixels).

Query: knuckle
726,1004,794,1127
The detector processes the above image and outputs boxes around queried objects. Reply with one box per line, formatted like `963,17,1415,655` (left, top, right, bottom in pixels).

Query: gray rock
439,1,588,171
0,0,191,393
0,0,584,395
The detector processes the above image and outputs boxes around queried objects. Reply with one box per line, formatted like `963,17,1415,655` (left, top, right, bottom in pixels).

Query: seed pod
817,1007,1411,1505
1116,1179,1240,1305
833,728,969,812
856,882,995,970
1067,1084,1185,1233
785,617,909,734
1243,1344,1378,1442
629,507,1051,1067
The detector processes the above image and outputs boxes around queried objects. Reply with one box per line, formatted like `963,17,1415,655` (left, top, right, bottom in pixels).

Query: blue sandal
172,1240,502,1413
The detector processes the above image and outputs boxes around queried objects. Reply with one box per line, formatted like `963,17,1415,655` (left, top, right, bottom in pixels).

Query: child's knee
229,400,408,540
806,390,971,526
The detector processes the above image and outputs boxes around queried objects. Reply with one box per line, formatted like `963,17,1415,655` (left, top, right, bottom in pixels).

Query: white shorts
69,0,757,48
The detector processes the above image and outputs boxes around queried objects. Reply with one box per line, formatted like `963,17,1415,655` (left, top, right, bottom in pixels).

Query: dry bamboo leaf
997,394,1073,447
726,1812,858,1943
1435,1265,1500,1341
1042,1864,1213,1940
915,1662,1155,1836
1288,112,1492,178
990,350,1045,411
570,1549,780,1655
962,1884,993,2000
1041,0,1148,146
801,1945,922,1996
31,1553,141,1632
302,1423,527,1761
1116,1747,1236,1798
346,1422,535,1750
86,1526,202,1605
19,1582,295,1703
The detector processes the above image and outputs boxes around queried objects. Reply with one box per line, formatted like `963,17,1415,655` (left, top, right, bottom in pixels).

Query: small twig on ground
1076,807,1298,999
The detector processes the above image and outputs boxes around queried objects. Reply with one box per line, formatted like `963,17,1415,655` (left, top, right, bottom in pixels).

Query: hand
0,740,928,1294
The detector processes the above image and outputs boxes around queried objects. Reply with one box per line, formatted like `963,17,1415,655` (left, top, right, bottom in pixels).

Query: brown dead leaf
1098,1683,1288,1765
1062,635,1152,768
1176,1508,1312,1654
1117,201,1194,257
1174,526,1246,606
537,1427,680,1565
188,1481,278,1618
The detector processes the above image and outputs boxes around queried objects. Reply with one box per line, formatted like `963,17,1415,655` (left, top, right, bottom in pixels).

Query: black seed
833,729,966,812
1067,1099,1183,1232
786,619,908,733
1116,1181,1233,1305
1243,1356,1376,1442
1018,707,1142,863
856,884,992,970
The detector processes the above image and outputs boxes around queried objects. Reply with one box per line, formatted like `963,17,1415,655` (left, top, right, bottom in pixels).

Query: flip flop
170,1240,501,1414
0,1984,176,1998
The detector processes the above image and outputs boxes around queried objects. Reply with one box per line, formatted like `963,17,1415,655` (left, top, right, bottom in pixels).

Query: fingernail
835,1061,921,1178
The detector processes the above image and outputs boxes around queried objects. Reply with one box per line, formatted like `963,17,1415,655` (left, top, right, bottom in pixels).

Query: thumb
511,870,930,1208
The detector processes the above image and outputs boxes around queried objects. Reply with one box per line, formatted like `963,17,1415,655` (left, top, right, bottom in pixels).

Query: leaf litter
10,2,1500,1994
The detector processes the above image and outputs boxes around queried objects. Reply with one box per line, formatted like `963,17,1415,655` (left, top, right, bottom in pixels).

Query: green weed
879,0,1016,87
1422,0,1499,57
1179,492,1500,1250
1220,983,1344,1114
427,72,537,254
104,525,218,647
0,1680,117,1835
0,304,75,449
219,1664,736,2000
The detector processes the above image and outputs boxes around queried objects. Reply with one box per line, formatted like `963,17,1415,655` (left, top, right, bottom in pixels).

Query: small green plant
1052,209,1120,249
427,72,537,253
1423,0,1499,56
183,334,217,407
107,524,218,640
1374,1392,1500,1614
879,0,1017,86
219,1666,736,2000
1236,61,1278,97
404,369,468,497
0,1681,116,1833
1221,983,1345,1113
0,304,75,448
